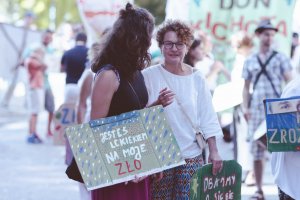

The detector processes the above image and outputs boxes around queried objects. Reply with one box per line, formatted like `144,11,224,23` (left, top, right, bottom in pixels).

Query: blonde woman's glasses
163,41,185,50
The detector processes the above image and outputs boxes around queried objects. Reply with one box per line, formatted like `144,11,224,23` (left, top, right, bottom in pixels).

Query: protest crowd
1,1,300,200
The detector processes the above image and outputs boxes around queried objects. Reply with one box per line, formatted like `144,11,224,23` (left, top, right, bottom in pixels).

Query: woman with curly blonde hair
143,20,223,199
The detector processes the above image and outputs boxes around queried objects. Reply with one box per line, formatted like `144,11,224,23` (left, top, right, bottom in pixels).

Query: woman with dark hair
90,3,154,200
183,39,204,67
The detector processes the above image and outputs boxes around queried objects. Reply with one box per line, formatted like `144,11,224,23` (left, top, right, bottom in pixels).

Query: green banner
190,160,242,200
189,0,296,68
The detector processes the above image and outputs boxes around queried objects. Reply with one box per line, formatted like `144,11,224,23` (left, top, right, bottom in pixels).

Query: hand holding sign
208,150,223,175
126,175,147,184
190,160,242,200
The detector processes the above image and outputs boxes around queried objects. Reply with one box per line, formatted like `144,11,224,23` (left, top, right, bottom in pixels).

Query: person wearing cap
61,32,88,85
242,19,293,200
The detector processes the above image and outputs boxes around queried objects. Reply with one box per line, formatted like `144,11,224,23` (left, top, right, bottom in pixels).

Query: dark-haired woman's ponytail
125,3,133,11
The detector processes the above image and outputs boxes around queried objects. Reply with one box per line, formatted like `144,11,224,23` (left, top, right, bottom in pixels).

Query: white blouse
142,64,222,158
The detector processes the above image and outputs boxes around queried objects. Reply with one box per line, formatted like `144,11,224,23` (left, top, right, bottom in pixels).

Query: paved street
217,136,278,200
0,110,80,200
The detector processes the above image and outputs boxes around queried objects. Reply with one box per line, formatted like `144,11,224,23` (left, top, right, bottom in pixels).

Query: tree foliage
135,0,167,25
1,0,81,30
0,0,166,29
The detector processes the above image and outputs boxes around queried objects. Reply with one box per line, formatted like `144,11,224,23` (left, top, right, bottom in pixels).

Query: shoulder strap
253,51,279,93
248,51,278,107
253,51,277,90
95,64,120,81
255,51,280,97
256,51,277,69
94,64,120,82
158,65,203,137
127,80,142,109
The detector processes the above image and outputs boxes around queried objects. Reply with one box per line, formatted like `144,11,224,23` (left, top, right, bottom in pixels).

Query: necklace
127,81,142,109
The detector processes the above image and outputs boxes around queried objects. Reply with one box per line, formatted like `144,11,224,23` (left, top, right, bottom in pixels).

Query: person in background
142,20,223,199
271,78,300,200
230,31,255,186
183,39,204,67
72,42,101,200
89,3,154,200
21,29,55,138
291,32,300,77
77,42,101,124
77,31,110,124
242,19,293,200
195,32,231,93
60,32,88,135
291,32,298,59
61,43,98,200
60,32,88,104
231,32,254,82
61,32,88,85
25,47,46,143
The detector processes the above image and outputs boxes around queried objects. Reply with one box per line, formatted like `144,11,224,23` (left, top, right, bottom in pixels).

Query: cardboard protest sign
190,160,242,200
264,96,300,152
53,103,77,145
65,105,185,190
